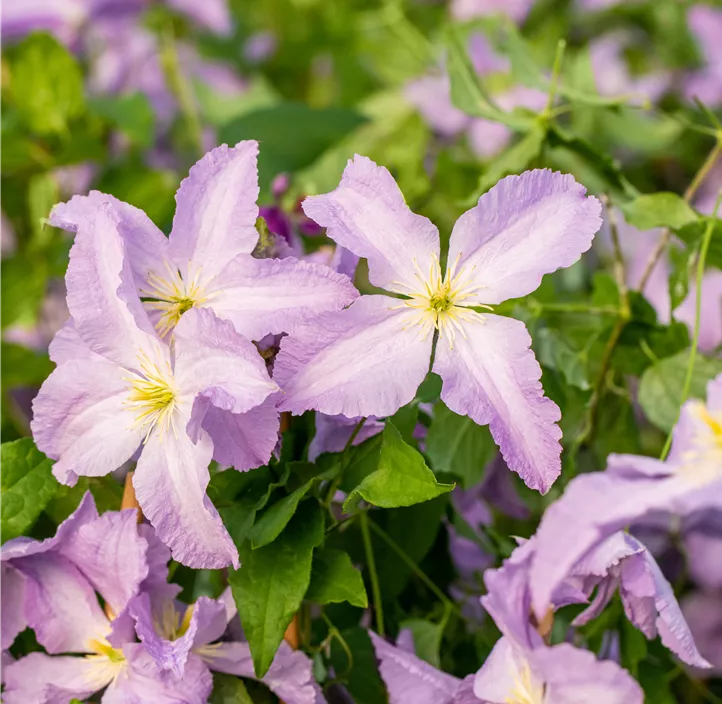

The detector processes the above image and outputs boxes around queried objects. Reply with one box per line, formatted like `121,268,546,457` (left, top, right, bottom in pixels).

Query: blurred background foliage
2,0,722,701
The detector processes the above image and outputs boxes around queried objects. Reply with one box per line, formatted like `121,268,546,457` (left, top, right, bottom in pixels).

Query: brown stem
121,471,142,523
284,614,300,648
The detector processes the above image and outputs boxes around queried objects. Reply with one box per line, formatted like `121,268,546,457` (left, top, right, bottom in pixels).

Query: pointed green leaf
306,548,368,608
620,193,698,232
2,439,58,542
343,423,453,512
249,481,313,549
230,501,324,678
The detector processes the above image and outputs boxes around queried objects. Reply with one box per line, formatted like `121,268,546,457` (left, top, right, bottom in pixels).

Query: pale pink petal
275,295,433,417
302,155,440,291
448,170,602,305
206,255,358,341
31,358,143,484
169,141,260,279
134,431,238,569
48,319,102,366
434,314,562,493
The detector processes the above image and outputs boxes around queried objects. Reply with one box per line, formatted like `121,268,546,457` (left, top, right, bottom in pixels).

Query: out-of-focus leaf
343,423,453,512
676,217,722,270
249,481,312,549
1,343,53,388
1,256,48,330
620,193,698,231
194,76,280,128
88,93,155,148
638,351,722,432
219,103,366,194
329,627,388,704
209,674,253,704
10,33,85,135
668,243,692,312
399,618,444,668
426,402,496,488
230,501,324,678
27,173,59,247
44,477,123,524
306,548,368,608
1,438,58,542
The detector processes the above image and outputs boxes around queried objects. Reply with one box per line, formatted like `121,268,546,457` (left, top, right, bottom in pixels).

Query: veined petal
200,398,280,471
31,359,143,485
2,653,119,704
302,155,440,292
433,314,562,493
58,509,149,617
48,319,103,366
1,565,26,649
50,190,170,293
447,170,602,305
104,644,212,704
370,632,462,704
64,202,159,369
16,552,110,654
275,295,433,417
198,640,325,704
206,254,358,341
173,308,278,425
169,141,260,279
473,637,541,704
134,431,238,569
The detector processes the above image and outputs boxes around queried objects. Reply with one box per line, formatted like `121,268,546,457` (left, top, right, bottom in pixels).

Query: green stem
368,518,459,614
159,27,205,159
360,511,384,637
320,611,354,679
544,39,566,116
660,192,722,459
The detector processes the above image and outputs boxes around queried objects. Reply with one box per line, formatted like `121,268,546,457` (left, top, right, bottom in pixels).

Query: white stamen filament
505,662,545,704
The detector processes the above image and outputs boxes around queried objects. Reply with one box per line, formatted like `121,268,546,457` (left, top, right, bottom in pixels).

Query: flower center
391,253,489,348
141,261,210,337
678,401,722,485
125,352,178,441
88,638,126,664
505,662,544,704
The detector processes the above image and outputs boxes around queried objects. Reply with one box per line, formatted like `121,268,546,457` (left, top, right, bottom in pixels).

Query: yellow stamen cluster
125,352,178,442
156,601,195,640
141,261,211,337
678,401,722,485
88,638,126,664
392,253,489,348
505,662,544,704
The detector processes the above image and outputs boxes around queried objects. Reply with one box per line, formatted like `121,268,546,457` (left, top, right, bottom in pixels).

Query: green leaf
329,627,388,704
676,217,722,270
306,548,368,608
27,173,59,248
638,351,722,432
44,476,123,524
1,438,58,542
667,243,692,312
343,423,454,512
209,674,254,704
425,402,496,488
249,481,313,549
230,501,325,678
620,193,698,232
218,103,366,194
399,618,444,668
88,93,156,148
1,256,48,330
11,33,85,134
1,343,53,388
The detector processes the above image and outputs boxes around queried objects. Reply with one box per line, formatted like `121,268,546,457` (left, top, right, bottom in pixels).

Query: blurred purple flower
685,5,722,106
530,373,722,630
308,414,384,461
244,30,278,63
132,588,326,703
2,493,204,703
682,591,722,676
450,0,534,23
277,158,602,494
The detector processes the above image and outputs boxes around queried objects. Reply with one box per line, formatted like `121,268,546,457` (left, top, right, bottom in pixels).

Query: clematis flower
32,202,281,568
530,374,722,627
131,588,326,704
308,413,384,462
276,156,602,493
49,141,357,345
450,0,535,23
2,493,206,703
682,591,722,675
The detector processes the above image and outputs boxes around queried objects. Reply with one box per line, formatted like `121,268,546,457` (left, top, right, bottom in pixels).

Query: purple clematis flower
530,373,722,629
2,493,205,703
276,156,602,493
450,0,535,23
131,589,326,704
49,141,357,346
685,5,722,107
32,198,281,568
682,591,722,675
308,414,385,462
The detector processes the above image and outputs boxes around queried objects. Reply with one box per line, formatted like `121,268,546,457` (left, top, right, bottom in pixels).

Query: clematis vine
49,141,358,346
2,494,206,703
530,373,722,621
131,589,326,704
276,156,602,492
32,201,280,568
